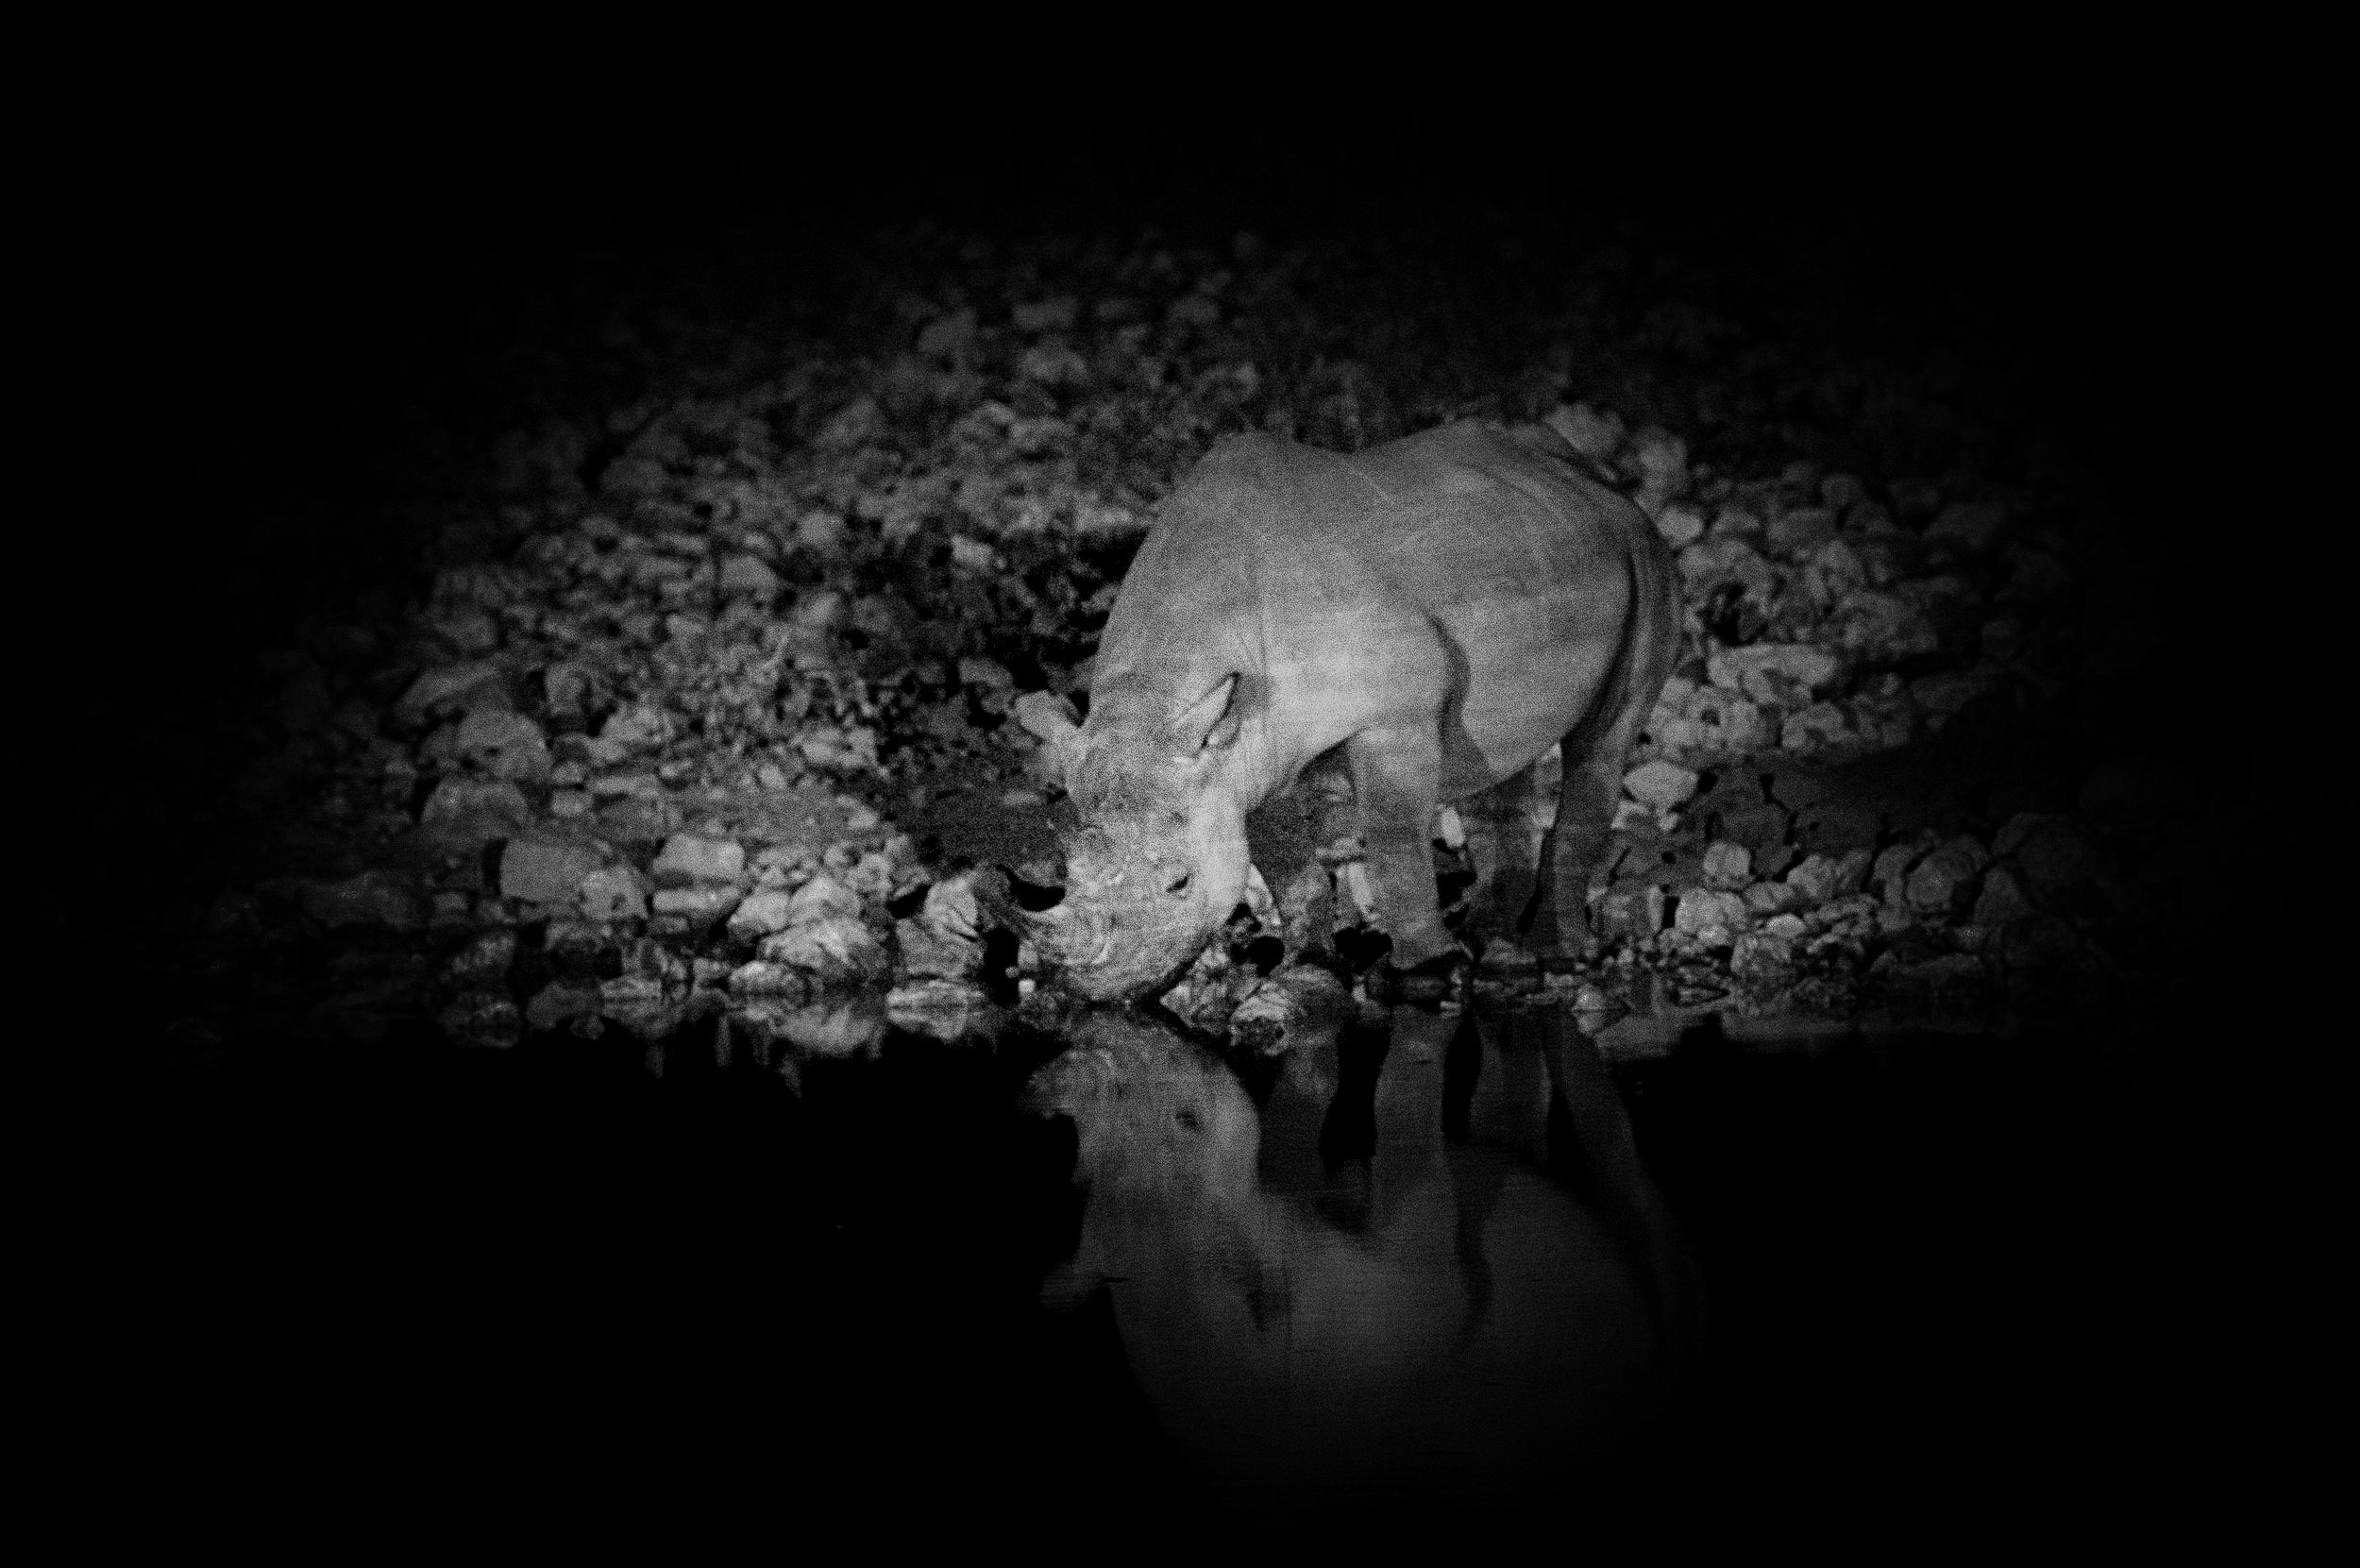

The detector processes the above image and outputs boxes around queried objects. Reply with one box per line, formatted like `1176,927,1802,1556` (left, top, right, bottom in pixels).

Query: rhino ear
1011,689,1086,782
1174,673,1241,752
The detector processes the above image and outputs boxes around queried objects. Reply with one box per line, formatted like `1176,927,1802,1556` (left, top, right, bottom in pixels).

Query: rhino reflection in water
1021,421,1680,1000
1027,1006,1703,1522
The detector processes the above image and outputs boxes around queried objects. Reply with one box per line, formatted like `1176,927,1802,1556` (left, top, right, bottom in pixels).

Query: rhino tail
1570,498,1684,768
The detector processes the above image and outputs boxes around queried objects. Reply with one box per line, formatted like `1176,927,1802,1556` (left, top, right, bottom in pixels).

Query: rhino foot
1369,947,1472,1005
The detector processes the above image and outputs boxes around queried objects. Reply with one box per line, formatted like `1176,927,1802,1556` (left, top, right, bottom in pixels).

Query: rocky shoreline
135,212,2263,1071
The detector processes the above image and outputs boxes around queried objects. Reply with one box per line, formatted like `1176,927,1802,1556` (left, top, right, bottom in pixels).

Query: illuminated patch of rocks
166,228,2228,1061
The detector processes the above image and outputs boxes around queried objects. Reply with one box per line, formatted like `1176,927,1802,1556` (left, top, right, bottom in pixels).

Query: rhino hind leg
1532,605,1680,958
1464,764,1548,937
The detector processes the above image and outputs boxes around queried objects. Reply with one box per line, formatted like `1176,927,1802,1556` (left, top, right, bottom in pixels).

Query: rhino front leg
1345,724,1458,969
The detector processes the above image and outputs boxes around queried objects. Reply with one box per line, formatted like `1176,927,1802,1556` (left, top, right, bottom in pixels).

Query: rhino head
1018,673,1255,1003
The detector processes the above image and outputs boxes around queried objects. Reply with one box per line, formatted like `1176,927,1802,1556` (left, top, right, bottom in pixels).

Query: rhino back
1098,429,1651,794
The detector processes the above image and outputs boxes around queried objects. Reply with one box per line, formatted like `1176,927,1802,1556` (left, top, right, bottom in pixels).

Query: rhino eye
1165,871,1191,896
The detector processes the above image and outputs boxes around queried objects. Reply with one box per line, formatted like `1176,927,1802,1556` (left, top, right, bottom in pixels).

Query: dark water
105,1001,2217,1547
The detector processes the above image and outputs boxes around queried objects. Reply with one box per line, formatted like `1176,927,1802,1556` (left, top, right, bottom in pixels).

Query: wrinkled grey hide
1026,421,1679,1000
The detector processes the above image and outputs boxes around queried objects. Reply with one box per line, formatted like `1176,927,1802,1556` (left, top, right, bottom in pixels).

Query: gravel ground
107,172,2294,1072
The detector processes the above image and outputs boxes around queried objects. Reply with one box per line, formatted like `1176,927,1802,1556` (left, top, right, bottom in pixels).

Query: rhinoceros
1022,420,1679,1002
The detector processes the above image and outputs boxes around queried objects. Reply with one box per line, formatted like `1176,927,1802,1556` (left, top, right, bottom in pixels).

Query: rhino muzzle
1026,898,1211,1003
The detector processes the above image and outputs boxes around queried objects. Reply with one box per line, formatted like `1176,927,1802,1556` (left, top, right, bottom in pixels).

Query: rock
1993,812,2062,858
1731,931,1795,982
1624,759,1700,811
578,865,649,922
440,991,523,1050
1766,506,1838,558
394,661,507,726
299,870,429,932
775,1002,886,1058
1709,642,1843,701
599,974,684,1040
1673,888,1751,944
446,928,518,986
1683,686,1773,754
1593,885,1665,942
789,872,865,924
1973,867,2035,929
1802,539,1867,609
1743,881,1796,916
719,554,782,599
1926,500,2007,553
817,396,885,450
1827,589,1940,662
498,837,604,905
454,709,551,784
1781,703,1852,752
418,777,532,839
1018,344,1090,388
2014,820,2112,900
760,914,888,981
728,961,812,1002
1166,293,1221,329
1812,893,1880,936
1012,296,1080,332
897,919,982,979
1631,430,1689,514
585,701,672,767
885,981,994,1040
1702,841,1752,890
1871,841,1925,900
794,511,849,557
1653,506,1706,548
1903,840,1985,914
653,885,742,921
1546,401,1625,461
1709,505,1764,541
651,834,746,887
1677,537,1776,603
916,307,978,357
1763,912,1810,940
1784,853,1843,906
726,887,798,940
525,981,604,1032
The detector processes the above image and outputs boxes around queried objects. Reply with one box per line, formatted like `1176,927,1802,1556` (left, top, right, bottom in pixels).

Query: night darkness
62,88,2314,1551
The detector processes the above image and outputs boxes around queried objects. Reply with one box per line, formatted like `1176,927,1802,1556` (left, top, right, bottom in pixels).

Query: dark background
51,81,2318,1544
87,100,2304,986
